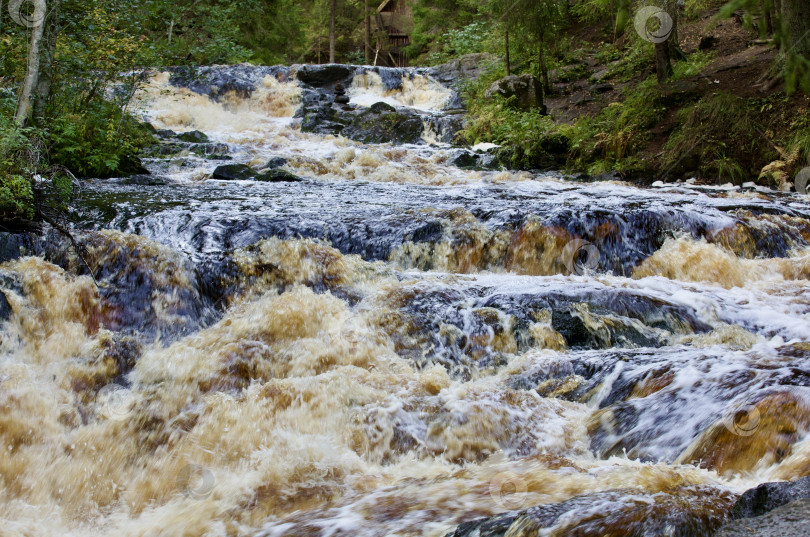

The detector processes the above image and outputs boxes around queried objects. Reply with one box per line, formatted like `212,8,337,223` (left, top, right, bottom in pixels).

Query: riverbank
457,4,810,188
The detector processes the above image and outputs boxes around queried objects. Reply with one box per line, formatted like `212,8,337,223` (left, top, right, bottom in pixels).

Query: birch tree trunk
35,0,61,121
15,4,46,125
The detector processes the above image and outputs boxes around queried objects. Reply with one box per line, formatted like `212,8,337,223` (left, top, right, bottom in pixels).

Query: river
1,64,809,537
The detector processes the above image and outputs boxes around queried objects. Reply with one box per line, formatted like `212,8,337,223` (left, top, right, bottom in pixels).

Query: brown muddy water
1,66,809,537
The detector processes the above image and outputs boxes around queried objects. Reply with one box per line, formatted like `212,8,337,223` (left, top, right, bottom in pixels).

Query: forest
1,0,809,220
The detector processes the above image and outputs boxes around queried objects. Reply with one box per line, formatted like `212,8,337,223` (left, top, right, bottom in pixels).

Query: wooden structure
371,0,413,67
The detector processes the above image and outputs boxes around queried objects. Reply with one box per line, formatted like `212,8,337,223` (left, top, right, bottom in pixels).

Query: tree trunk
666,0,686,62
364,0,371,64
655,41,672,83
35,0,61,122
505,27,510,76
329,0,336,63
761,0,773,36
538,41,550,94
782,0,810,57
15,5,46,125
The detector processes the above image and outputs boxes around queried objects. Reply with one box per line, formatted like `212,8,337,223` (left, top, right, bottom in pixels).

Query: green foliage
407,0,480,62
662,92,777,183
568,76,664,169
671,50,716,79
443,21,492,57
48,102,154,179
0,119,37,220
571,0,622,24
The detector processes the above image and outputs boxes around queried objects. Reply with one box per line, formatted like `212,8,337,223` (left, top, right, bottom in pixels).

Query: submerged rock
265,157,288,169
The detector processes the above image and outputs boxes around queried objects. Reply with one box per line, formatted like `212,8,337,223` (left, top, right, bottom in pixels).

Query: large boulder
716,498,810,537
296,64,355,87
485,74,545,112
212,164,255,181
341,101,424,144
177,130,210,143
299,104,349,136
255,169,302,182
445,487,733,537
429,53,497,87
730,476,810,519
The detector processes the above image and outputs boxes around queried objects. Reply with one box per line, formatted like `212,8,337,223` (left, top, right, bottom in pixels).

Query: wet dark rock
0,232,29,263
119,175,170,186
426,113,466,144
300,104,348,136
445,487,733,537
296,64,354,87
342,102,424,144
212,164,255,181
117,155,150,177
485,74,545,112
716,498,810,537
0,291,11,323
168,64,291,100
0,270,22,323
42,231,215,342
255,169,303,182
156,129,177,139
265,157,288,169
730,476,810,519
177,130,210,143
451,150,478,169
334,94,350,104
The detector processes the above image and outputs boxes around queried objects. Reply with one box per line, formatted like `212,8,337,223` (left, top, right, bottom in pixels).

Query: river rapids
1,65,810,537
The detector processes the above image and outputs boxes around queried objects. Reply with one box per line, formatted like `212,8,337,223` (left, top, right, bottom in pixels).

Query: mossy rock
255,169,303,182
177,130,210,143
212,164,255,181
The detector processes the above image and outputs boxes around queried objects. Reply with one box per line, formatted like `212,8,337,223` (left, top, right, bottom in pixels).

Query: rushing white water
1,66,809,537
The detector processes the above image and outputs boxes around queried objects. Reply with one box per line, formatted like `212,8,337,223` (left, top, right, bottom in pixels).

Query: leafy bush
0,119,38,220
48,101,154,178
